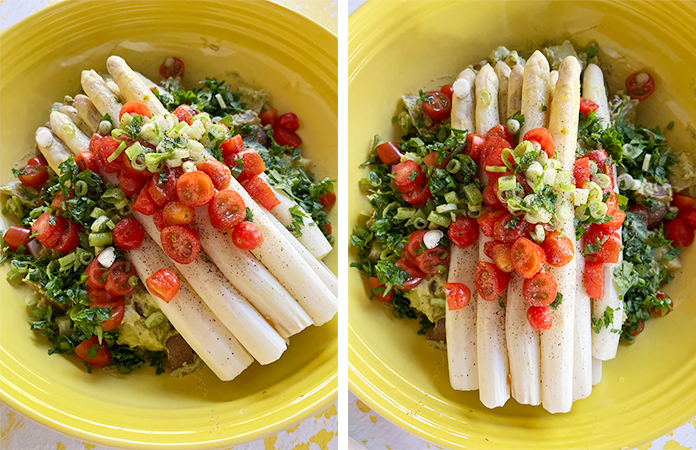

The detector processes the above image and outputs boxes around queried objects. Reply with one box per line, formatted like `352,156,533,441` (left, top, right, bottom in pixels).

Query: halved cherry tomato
176,171,215,207
423,152,449,170
173,104,195,124
405,230,428,257
85,259,108,290
231,221,263,250
120,157,154,180
260,109,278,127
324,224,332,235
161,226,201,264
113,218,145,250
474,261,510,301
87,287,118,306
626,72,654,100
440,84,454,101
119,101,151,120
74,336,111,367
94,299,125,331
583,228,621,263
523,272,557,307
651,292,673,317
485,124,514,146
276,113,299,132
483,240,501,260
395,253,425,290
484,145,515,175
221,135,245,166
522,128,555,157
51,190,73,211
132,187,158,215
574,157,591,187
680,208,696,229
318,190,336,211
118,171,147,198
415,247,450,275
197,159,231,190
402,184,431,207
491,242,514,273
422,91,451,121
664,217,695,248
17,161,49,187
148,168,180,207
32,213,64,248
392,160,425,192
579,97,599,116
274,127,302,148
493,214,529,243
448,216,479,248
445,282,471,310
527,305,553,330
466,133,486,162
631,320,645,336
95,136,126,172
231,149,266,182
369,276,393,302
482,137,512,165
510,237,546,278
208,190,246,230
3,225,31,251
375,142,403,166
153,208,166,232
584,261,604,300
146,268,180,303
75,151,99,173
541,231,574,267
244,176,280,210
27,156,46,166
162,201,195,227
159,57,185,79
673,194,695,215
600,209,626,232
477,209,506,238
53,220,81,254
482,183,502,209
629,204,649,226
105,261,136,297
587,149,609,174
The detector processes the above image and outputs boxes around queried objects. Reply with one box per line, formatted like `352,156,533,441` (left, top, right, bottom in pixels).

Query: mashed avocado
403,273,447,323
171,355,204,378
116,284,176,352
488,46,526,68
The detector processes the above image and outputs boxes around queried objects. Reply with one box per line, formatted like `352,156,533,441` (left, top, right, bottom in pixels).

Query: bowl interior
0,1,337,448
348,1,696,449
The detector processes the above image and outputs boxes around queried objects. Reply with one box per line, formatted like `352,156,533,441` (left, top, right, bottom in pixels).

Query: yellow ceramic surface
0,1,337,448
349,1,696,449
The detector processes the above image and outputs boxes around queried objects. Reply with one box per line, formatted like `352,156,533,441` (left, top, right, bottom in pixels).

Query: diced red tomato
221,135,245,165
32,213,64,248
162,201,195,227
415,247,450,274
664,217,695,248
176,171,215,207
527,305,553,330
510,237,546,279
522,128,555,157
74,336,111,367
53,220,81,254
231,221,263,250
579,97,599,116
208,190,246,230
117,171,146,198
491,242,514,273
51,190,73,211
94,299,125,331
276,113,299,132
3,225,31,251
448,216,479,248
541,231,575,267
75,151,100,173
422,91,451,121
274,127,302,148
600,209,626,232
197,159,231,190
159,57,185,79
375,142,403,166
673,193,695,215
148,168,180,207
369,276,393,302
493,214,529,244
231,149,266,182
161,226,201,264
477,209,506,238
260,109,278,127
465,133,486,162
574,157,591,187
85,259,108,290
244,176,280,210
318,190,336,211
474,261,511,301
523,272,558,307
133,187,158,215
445,282,471,310
146,268,180,303
651,291,673,317
626,72,655,101
119,101,151,120
483,240,500,260
173,104,195,125
485,124,514,146
401,183,431,206
423,152,449,170
584,261,604,300
392,160,424,192
105,261,136,297
583,227,622,263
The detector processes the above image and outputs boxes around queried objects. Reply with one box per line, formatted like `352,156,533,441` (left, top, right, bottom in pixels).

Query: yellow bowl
0,1,337,448
349,1,696,448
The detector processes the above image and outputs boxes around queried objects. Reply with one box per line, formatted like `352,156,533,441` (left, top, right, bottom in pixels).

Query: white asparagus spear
106,80,122,100
544,55,581,414
446,67,478,391
573,240,593,400
192,208,313,338
58,105,92,137
35,127,72,174
37,130,253,381
49,111,91,155
474,66,510,408
259,173,333,260
451,69,476,132
495,62,512,124
549,70,559,104
507,65,524,118
73,94,103,133
520,51,551,136
81,70,123,122
130,235,254,380
106,56,168,116
262,209,338,297
583,63,624,361
592,357,603,386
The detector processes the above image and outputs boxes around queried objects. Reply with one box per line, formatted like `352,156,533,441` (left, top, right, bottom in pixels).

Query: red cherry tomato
173,104,195,124
465,133,486,162
32,213,64,248
542,231,575,267
95,136,126,172
318,190,336,211
260,109,278,127
583,228,622,263
474,261,511,301
527,305,553,330
477,209,506,238
625,72,655,100
274,127,302,148
481,183,501,209
522,127,555,157
368,276,393,302
231,149,266,183
680,208,696,229
404,230,428,257
445,282,471,310
483,240,500,260
395,253,425,290
421,91,451,121
244,176,280,210
579,97,600,116
132,187,158,215
93,299,125,331
664,217,695,248
152,208,166,232
119,101,152,120
231,221,263,250
105,261,137,297
423,152,449,170
74,336,111,367
402,184,432,206
85,259,108,290
415,247,450,275
490,242,514,273
573,157,591,187
3,225,31,251
208,190,246,230
159,57,185,79
74,151,99,173
673,194,695,215
161,226,201,264
117,171,146,198
493,214,529,244
146,268,180,303
176,171,215,207
51,190,73,211
162,201,195,227
584,261,604,300
448,216,479,248
651,291,673,317
440,84,454,101
485,124,514,147
510,237,546,279
221,135,245,164
17,162,49,187
631,320,645,336
484,144,515,175
147,168,180,207
586,149,609,174
53,220,81,254
375,142,403,166
392,160,425,192
600,209,626,232
523,272,558,307
276,113,299,132
197,159,231,191
87,287,118,306
113,218,145,250
481,137,512,166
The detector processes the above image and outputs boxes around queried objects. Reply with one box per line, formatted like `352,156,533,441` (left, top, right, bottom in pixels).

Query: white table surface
0,1,337,450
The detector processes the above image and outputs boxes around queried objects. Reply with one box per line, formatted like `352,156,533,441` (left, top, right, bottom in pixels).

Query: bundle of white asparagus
446,53,624,413
37,56,338,380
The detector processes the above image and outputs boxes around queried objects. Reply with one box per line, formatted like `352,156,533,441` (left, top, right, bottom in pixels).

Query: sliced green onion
120,112,133,129
501,148,515,171
479,89,492,106
530,224,546,243
118,204,133,216
77,248,94,265
427,211,451,227
145,311,166,328
102,188,125,204
468,202,483,212
167,121,189,137
574,188,590,206
575,205,589,221
446,159,461,174
486,165,508,173
498,175,517,192
98,120,112,135
586,181,603,202
543,168,557,186
91,215,111,232
594,173,611,189
380,249,396,260
444,191,460,204
464,184,482,205
207,124,227,140
56,316,72,336
107,141,127,163
506,197,525,213
394,207,416,220
125,141,145,161
74,180,88,197
111,128,128,141
588,201,608,219
642,153,652,171
413,217,428,230
436,203,458,214
555,201,573,222
131,154,147,171
128,275,139,287
89,232,113,247
58,252,76,269
506,118,520,135
90,207,107,219
61,123,75,135
468,209,482,219
526,161,543,181
514,140,535,157
588,160,598,176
